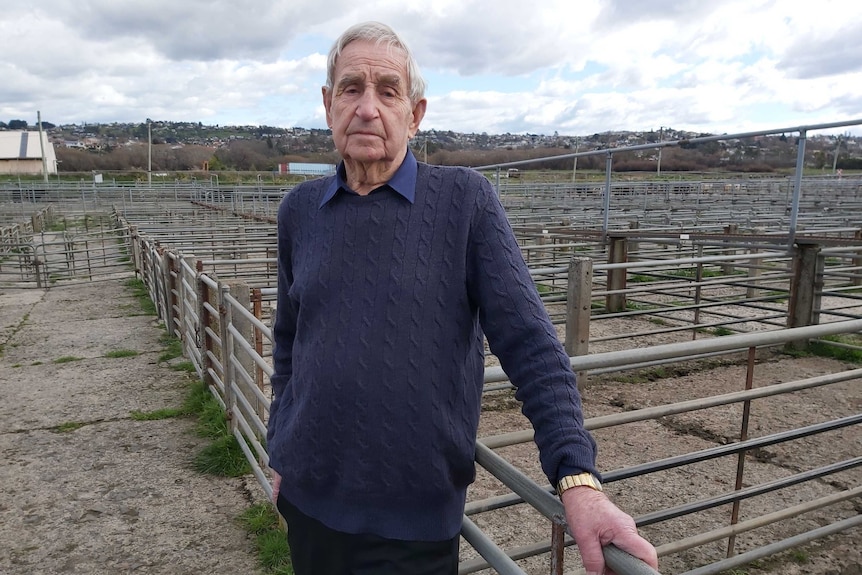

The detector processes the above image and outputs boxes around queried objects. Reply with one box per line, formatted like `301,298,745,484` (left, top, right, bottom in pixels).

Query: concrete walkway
0,277,263,574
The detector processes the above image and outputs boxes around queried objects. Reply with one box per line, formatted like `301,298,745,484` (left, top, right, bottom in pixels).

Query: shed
0,131,58,175
276,162,336,176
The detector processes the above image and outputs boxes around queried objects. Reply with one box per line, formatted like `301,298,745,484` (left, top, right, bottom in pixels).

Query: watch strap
557,472,603,496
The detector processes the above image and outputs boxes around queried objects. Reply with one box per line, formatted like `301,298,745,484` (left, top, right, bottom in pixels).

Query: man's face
323,40,426,167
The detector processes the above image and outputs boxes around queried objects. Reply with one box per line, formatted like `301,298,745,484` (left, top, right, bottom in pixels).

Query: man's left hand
561,486,658,575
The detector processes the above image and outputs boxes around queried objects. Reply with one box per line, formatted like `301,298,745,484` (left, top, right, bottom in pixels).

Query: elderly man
267,21,658,575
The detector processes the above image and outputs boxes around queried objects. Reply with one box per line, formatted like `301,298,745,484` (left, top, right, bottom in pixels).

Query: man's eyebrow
336,73,367,90
375,73,402,86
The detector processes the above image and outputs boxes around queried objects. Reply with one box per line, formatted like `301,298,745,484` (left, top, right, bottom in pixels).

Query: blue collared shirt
319,149,418,208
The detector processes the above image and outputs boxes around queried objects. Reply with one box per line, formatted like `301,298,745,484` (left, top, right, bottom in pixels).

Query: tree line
54,138,829,174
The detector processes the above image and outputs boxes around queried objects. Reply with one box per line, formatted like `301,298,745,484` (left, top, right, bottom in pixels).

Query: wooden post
160,250,175,336
566,257,592,389
746,249,762,299
606,236,627,313
721,224,738,274
168,255,180,336
218,281,236,428
628,220,640,261
786,241,822,351
853,229,862,287
196,261,215,389
128,226,140,278
229,281,258,415
179,256,196,356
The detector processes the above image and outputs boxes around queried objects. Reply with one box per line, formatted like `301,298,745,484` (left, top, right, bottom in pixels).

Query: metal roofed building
276,162,336,177
0,131,58,175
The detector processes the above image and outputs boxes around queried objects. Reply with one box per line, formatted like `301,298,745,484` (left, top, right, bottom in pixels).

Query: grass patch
169,360,197,373
613,362,717,385
194,395,231,439
105,349,139,358
31,361,43,366
806,335,862,363
53,421,86,433
629,273,657,283
671,266,741,279
158,332,184,363
710,327,735,337
182,380,250,477
46,219,70,232
193,434,251,476
626,301,660,312
124,278,157,315
790,549,809,564
54,356,83,364
239,504,293,574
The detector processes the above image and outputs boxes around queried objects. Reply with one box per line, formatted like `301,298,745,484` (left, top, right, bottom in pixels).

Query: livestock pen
2,118,860,574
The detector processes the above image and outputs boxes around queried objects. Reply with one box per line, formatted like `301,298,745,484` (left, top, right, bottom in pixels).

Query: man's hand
561,486,658,575
271,470,282,504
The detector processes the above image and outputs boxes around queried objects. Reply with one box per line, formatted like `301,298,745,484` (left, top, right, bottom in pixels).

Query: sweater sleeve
267,191,298,447
465,176,600,484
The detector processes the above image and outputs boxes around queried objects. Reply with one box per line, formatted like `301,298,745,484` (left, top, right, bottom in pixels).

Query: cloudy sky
2,0,861,136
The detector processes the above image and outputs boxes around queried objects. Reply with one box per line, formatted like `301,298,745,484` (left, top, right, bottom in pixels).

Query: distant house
0,131,58,175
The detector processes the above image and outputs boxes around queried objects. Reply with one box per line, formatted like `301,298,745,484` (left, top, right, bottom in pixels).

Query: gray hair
325,21,427,104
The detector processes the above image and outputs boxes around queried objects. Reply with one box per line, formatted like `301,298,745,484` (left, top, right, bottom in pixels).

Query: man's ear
408,98,427,138
322,86,333,128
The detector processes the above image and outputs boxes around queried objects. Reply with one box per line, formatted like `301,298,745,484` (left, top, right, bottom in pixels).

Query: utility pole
832,135,842,175
37,111,49,184
572,136,580,183
147,120,153,187
657,126,663,177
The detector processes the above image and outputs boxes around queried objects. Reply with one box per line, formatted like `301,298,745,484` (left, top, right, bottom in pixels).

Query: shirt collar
319,149,417,208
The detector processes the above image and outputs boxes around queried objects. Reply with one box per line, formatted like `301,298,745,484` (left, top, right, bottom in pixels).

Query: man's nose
355,89,380,119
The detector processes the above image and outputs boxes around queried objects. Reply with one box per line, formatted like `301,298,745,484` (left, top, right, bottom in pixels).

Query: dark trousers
277,494,459,575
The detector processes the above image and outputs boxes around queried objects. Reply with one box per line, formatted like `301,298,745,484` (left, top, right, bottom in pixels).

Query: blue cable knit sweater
267,153,598,541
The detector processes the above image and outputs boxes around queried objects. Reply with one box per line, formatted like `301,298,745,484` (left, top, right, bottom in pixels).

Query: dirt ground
464,312,862,574
0,277,859,575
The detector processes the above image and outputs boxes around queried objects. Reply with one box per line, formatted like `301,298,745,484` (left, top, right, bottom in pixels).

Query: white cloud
1,0,860,135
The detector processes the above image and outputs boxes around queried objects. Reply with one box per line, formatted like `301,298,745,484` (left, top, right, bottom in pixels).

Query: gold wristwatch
557,472,603,496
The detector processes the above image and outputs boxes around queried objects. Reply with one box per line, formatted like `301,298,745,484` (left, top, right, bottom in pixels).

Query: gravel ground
0,277,263,575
